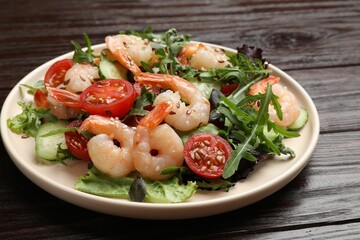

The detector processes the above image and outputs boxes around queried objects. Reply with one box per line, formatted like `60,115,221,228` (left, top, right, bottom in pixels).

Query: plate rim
0,42,320,219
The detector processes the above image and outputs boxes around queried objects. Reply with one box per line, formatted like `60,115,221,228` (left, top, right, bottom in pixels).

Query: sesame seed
210,165,218,171
190,151,195,159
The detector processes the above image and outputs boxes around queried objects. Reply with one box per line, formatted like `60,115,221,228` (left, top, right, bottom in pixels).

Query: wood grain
1,0,360,239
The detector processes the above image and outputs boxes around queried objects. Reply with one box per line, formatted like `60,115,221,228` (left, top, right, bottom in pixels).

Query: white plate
0,43,320,219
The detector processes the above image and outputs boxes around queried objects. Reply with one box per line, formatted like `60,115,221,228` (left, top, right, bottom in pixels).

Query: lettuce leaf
75,167,197,203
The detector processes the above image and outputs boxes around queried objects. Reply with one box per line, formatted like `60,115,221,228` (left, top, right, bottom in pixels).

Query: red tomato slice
44,59,73,87
221,82,239,96
34,89,50,108
80,79,135,118
65,120,91,161
184,133,233,179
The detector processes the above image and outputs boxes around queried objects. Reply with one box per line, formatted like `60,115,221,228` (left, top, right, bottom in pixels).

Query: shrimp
43,86,83,119
249,76,300,128
79,115,136,178
46,95,82,119
63,63,99,94
132,102,184,180
177,43,230,70
135,72,211,131
105,34,153,75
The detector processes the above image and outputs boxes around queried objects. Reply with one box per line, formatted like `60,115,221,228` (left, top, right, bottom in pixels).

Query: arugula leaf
221,83,298,179
130,28,190,75
20,80,45,95
124,87,156,120
178,49,270,87
71,33,95,64
7,101,56,137
40,127,77,137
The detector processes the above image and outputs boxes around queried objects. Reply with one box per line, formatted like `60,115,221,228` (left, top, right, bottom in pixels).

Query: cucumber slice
288,108,308,130
99,59,128,80
35,121,69,161
100,49,117,62
263,127,278,141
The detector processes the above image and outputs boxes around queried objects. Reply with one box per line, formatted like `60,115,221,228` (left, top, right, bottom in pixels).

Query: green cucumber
35,121,69,161
99,49,128,80
100,49,117,62
263,127,278,141
288,108,308,130
99,59,128,80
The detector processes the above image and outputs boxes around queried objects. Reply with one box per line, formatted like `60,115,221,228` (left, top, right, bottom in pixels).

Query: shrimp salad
7,28,308,203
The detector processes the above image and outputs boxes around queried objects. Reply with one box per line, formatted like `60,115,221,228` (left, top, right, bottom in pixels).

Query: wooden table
1,0,359,239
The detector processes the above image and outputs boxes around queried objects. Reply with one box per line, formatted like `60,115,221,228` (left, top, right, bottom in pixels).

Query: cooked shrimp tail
46,87,82,109
135,72,210,131
177,43,230,70
133,102,184,180
138,101,174,129
63,63,99,94
105,35,153,75
248,76,300,128
248,76,280,95
79,115,136,178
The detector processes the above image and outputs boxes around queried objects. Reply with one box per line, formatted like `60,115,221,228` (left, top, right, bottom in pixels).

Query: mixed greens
7,27,307,203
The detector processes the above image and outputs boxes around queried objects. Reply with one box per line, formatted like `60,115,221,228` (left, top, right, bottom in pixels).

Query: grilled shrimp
177,43,230,70
135,72,210,131
63,63,99,94
132,102,184,180
105,34,153,75
249,76,300,128
79,115,136,177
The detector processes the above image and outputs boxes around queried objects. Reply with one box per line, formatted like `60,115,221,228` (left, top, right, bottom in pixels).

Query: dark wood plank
0,0,359,89
286,66,360,133
1,0,360,239
1,130,359,239
239,222,360,240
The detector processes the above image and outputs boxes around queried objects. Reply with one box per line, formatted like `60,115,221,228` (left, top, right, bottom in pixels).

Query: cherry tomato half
34,89,50,108
44,59,73,88
221,82,239,96
184,133,233,179
65,120,91,161
80,79,135,118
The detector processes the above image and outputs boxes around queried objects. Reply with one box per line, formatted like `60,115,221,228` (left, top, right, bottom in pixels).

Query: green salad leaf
7,101,56,137
71,33,96,64
220,84,300,179
123,87,156,120
75,167,197,203
129,27,190,75
20,80,45,95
